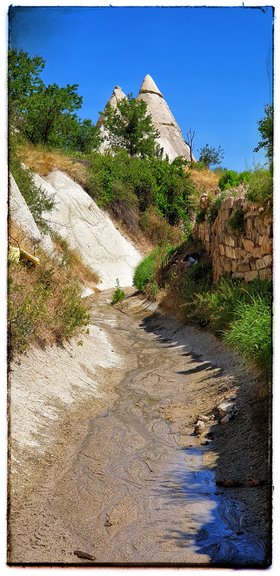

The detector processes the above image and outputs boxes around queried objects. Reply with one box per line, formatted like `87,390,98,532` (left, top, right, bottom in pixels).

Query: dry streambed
8,290,271,566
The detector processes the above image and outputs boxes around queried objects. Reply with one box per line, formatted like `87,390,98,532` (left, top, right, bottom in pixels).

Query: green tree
8,49,45,126
101,94,160,158
254,104,273,169
22,83,83,145
48,114,100,153
198,144,224,168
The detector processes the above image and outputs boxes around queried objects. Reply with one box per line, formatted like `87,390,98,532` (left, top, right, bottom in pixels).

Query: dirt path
8,290,271,567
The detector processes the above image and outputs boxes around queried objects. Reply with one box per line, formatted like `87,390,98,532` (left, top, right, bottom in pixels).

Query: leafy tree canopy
8,49,100,152
101,94,160,158
198,144,224,168
8,49,45,111
23,82,83,145
254,104,273,168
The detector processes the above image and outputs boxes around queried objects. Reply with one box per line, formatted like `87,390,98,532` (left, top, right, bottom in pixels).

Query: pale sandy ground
8,290,271,567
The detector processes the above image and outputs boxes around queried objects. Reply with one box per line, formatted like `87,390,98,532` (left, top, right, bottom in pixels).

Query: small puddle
178,446,267,566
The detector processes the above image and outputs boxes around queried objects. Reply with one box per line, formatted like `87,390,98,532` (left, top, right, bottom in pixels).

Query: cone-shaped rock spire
139,74,163,98
137,74,192,162
107,85,127,108
98,86,127,152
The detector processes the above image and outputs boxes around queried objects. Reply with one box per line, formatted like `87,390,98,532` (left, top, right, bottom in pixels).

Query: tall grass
133,244,174,292
147,238,272,379
224,296,272,378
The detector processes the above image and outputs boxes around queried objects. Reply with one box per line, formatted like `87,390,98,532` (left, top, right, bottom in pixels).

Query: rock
197,414,210,423
73,550,96,561
80,286,94,298
34,170,142,290
9,174,54,255
244,270,259,282
138,74,192,162
194,420,206,436
221,414,232,424
217,401,235,419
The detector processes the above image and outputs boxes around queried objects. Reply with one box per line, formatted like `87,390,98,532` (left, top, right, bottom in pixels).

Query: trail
8,290,270,567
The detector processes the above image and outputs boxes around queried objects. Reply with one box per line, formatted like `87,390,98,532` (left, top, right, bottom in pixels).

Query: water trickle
176,446,267,566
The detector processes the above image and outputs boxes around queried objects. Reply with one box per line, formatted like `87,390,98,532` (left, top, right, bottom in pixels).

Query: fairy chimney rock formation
98,76,192,162
99,85,127,152
137,74,192,162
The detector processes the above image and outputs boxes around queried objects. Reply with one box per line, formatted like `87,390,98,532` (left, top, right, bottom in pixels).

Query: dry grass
8,220,36,255
185,166,220,195
8,222,100,358
19,142,87,187
52,234,100,287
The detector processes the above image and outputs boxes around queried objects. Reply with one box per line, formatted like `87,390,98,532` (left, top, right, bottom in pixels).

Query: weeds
227,207,245,232
246,169,272,203
111,279,125,305
208,191,226,222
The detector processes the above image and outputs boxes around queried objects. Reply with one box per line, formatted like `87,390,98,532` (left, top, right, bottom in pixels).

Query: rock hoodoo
99,75,192,162
137,74,192,162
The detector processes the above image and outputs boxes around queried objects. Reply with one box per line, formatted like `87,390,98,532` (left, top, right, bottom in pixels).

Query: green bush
219,170,240,191
87,150,196,230
239,170,252,185
246,169,272,203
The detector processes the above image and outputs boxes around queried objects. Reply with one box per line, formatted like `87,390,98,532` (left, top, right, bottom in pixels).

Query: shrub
111,279,125,305
87,150,196,231
246,169,272,203
218,170,240,191
239,170,252,185
227,207,245,232
10,151,55,232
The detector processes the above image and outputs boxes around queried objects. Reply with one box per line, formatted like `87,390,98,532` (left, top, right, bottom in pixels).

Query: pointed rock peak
110,85,126,102
139,74,163,98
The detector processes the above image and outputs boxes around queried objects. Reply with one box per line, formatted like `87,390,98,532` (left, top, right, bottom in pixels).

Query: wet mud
8,290,271,566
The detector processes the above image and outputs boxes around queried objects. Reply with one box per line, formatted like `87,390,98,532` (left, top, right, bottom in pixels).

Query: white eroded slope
33,170,142,289
9,174,54,255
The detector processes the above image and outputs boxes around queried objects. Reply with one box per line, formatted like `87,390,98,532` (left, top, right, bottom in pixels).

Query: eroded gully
9,289,269,566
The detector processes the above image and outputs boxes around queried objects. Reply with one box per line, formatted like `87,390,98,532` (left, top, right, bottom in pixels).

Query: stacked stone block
194,192,272,283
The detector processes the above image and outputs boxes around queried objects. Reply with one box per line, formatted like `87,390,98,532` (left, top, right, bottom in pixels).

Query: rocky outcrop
33,170,142,289
9,174,54,255
99,75,192,163
137,74,192,162
98,85,127,153
194,190,272,283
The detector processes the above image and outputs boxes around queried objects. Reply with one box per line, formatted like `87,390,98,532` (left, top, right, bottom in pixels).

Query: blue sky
9,5,273,171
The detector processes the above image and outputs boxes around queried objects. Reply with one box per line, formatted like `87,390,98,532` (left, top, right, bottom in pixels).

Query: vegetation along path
9,289,271,567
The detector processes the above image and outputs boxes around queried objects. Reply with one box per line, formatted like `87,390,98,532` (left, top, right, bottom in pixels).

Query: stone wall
194,191,272,283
